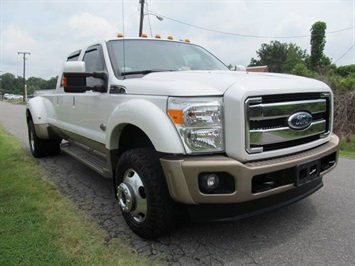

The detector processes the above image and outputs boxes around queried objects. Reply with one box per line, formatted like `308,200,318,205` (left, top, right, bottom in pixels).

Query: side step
60,141,111,178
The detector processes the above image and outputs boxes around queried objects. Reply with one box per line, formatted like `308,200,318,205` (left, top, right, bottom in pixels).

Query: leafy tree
0,73,23,94
282,43,308,73
309,21,327,70
27,77,46,94
249,41,288,73
291,62,314,77
336,64,355,77
0,73,58,96
44,77,58,90
249,41,307,73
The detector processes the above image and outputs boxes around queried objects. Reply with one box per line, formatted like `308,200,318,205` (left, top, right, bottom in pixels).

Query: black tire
47,139,61,156
28,120,47,158
28,120,61,157
115,148,178,239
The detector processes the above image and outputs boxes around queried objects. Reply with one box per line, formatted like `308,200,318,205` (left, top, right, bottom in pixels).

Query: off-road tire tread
115,148,178,239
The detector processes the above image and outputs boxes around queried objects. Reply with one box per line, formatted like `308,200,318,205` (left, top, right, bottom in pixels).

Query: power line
334,43,355,64
147,9,355,39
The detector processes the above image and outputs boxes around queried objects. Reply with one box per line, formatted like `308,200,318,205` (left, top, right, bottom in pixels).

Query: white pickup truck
26,36,339,239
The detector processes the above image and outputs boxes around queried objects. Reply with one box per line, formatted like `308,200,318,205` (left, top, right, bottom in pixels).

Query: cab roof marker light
185,38,190,43
155,34,161,39
167,35,174,40
141,33,148,38
117,33,123,38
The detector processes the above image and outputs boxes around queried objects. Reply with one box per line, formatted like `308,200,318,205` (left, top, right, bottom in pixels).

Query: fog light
198,172,235,194
206,174,219,189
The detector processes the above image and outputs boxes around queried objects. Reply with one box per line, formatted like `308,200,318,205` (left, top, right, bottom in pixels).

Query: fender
106,99,185,154
26,96,55,139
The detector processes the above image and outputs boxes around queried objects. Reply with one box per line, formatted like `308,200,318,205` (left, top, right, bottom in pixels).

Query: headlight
168,97,224,153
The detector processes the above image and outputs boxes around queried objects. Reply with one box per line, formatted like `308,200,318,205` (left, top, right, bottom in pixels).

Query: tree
0,73,23,94
0,73,58,96
291,62,314,77
249,41,307,73
44,77,58,90
309,21,327,70
27,77,46,94
249,41,288,73
282,43,308,73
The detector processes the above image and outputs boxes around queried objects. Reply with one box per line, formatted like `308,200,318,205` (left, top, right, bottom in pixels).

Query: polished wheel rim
29,127,35,152
117,168,147,222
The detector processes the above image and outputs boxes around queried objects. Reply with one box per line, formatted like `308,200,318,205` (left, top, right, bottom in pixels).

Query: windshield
107,39,228,76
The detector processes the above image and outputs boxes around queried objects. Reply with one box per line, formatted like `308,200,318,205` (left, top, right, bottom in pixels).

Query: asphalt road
1,100,354,266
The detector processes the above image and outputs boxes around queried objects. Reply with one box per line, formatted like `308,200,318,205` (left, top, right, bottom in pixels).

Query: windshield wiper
121,69,175,76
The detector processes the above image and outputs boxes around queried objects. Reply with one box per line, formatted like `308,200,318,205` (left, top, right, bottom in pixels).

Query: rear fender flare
26,96,54,139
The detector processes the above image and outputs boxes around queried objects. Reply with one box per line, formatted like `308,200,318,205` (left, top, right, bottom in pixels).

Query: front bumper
160,134,339,205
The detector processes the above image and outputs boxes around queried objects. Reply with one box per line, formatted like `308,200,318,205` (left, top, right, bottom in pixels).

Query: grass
339,135,355,158
0,126,157,266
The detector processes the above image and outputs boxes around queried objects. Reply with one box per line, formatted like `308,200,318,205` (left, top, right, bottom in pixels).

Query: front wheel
115,148,178,239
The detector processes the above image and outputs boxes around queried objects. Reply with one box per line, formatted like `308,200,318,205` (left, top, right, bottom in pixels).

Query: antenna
122,0,126,76
139,0,145,37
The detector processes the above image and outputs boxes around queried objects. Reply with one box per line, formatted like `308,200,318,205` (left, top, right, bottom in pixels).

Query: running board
60,141,111,178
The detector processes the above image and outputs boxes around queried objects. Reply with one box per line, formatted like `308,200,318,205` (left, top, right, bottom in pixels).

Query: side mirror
63,62,107,93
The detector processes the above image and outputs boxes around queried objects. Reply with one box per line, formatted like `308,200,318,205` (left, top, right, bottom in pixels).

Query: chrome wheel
115,148,178,239
29,126,35,152
117,168,147,223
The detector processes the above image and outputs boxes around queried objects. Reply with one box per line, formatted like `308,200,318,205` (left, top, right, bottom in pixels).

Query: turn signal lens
168,110,183,124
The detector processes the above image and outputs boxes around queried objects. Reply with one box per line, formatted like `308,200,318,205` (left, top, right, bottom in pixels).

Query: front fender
106,99,185,154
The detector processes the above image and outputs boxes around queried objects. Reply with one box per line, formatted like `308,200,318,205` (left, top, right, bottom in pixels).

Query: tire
47,139,61,156
28,120,61,157
28,120,47,158
115,148,178,239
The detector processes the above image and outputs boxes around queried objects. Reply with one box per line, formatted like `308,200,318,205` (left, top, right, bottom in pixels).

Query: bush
333,90,355,138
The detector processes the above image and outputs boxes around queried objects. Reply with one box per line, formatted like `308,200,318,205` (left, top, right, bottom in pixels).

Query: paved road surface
1,100,354,265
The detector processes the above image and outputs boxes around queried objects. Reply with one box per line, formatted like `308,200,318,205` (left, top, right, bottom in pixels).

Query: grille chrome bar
245,93,331,154
249,99,326,120
250,120,326,145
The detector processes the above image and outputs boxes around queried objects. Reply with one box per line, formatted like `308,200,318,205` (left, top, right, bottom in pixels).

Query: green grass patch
339,135,355,158
0,126,157,266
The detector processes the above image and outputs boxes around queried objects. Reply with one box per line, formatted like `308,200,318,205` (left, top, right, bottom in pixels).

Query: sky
1,0,354,80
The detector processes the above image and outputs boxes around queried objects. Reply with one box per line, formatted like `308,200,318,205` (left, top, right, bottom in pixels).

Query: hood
120,70,329,96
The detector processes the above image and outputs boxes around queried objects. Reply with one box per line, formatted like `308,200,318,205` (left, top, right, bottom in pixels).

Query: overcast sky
1,0,354,79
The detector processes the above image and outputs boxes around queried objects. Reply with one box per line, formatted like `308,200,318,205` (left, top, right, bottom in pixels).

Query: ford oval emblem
288,112,312,130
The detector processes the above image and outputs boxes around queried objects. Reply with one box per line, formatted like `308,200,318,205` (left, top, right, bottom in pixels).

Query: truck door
56,45,109,148
74,44,109,146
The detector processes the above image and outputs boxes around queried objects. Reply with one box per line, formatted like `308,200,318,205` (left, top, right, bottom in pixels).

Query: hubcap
117,169,147,223
29,127,35,151
117,183,134,212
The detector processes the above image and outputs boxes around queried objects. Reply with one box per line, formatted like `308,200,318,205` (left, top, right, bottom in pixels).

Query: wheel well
110,124,155,178
26,109,32,123
119,125,154,155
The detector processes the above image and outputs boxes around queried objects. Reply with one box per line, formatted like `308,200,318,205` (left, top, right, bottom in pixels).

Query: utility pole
18,51,30,102
139,0,145,37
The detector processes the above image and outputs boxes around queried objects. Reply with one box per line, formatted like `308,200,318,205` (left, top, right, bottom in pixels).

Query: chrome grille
245,93,331,153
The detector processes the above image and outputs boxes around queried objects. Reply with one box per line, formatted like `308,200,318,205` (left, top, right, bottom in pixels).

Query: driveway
1,100,354,265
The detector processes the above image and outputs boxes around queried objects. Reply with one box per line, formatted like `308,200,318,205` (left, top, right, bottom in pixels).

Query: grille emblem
288,112,312,130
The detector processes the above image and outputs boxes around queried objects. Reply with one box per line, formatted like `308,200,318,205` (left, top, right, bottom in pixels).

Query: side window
67,50,81,61
83,48,104,72
83,46,105,88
